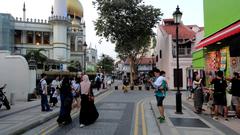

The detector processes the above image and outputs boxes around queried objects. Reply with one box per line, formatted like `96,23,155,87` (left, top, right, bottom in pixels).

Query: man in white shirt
40,73,52,112
150,69,167,123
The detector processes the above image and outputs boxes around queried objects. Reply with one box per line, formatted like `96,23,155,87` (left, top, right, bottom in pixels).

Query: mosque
0,0,97,72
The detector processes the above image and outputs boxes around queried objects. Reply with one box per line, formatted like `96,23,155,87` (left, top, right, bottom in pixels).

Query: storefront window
35,31,42,45
43,32,50,44
26,31,33,44
14,30,22,44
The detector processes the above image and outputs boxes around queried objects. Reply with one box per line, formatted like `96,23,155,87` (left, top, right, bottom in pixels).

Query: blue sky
0,0,203,59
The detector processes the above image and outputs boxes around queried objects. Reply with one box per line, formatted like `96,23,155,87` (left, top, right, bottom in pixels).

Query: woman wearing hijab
79,75,99,128
57,77,73,125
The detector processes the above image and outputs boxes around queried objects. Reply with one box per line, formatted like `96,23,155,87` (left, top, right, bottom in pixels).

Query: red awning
195,20,240,50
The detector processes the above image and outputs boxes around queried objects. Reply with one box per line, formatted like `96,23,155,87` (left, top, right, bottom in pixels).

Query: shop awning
195,20,240,50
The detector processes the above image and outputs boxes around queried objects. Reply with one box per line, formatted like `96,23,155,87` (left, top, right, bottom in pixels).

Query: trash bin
10,93,15,105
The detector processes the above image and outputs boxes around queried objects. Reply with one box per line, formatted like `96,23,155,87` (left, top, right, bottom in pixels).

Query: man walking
40,73,52,112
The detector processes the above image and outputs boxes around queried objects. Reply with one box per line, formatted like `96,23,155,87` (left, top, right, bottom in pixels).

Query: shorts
213,93,227,106
156,96,165,106
232,96,240,106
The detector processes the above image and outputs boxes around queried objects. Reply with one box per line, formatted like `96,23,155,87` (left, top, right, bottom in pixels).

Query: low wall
0,51,30,101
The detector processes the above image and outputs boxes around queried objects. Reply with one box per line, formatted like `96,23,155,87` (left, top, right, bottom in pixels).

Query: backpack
36,79,43,95
96,77,101,83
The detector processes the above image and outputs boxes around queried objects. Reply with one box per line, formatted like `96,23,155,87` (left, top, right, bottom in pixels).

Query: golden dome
67,0,83,18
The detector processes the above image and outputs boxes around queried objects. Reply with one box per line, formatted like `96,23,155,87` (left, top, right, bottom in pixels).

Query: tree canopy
94,0,162,84
97,55,114,74
24,48,47,65
94,0,162,59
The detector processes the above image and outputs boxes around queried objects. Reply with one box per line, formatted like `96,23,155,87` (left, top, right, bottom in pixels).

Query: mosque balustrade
48,15,70,23
15,17,48,24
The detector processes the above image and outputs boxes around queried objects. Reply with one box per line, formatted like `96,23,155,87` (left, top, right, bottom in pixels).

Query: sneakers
158,116,165,123
79,124,85,128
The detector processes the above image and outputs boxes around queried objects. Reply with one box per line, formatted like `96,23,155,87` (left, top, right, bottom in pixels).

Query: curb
149,100,180,135
7,110,59,135
149,100,162,135
5,89,110,135
0,103,40,119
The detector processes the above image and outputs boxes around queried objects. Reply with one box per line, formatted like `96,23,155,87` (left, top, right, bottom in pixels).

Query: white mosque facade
0,0,97,71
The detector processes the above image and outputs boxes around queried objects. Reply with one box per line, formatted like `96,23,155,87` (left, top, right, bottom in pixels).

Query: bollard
10,93,15,105
130,86,134,90
146,86,150,91
115,86,118,90
138,86,142,91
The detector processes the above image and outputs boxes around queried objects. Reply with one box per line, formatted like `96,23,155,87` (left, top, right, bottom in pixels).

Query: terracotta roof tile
161,24,196,39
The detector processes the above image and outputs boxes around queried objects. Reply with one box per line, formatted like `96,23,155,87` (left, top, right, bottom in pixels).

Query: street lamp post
102,54,105,73
83,42,87,73
173,5,183,114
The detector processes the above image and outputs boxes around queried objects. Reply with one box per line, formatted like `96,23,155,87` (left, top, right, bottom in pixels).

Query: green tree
97,55,114,74
67,60,82,72
94,0,162,84
24,48,47,69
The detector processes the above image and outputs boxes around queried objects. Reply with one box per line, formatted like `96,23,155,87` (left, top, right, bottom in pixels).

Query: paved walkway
0,87,108,135
150,91,240,135
40,83,159,135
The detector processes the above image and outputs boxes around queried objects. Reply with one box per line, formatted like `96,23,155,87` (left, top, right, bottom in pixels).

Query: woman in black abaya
79,75,99,128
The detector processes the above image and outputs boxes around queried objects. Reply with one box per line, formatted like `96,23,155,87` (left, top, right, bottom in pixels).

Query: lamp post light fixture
82,42,87,73
173,5,183,114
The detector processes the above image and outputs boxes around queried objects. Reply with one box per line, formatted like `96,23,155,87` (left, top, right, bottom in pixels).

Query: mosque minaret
50,0,70,61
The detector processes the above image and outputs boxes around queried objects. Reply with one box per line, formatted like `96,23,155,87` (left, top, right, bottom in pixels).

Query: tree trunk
129,56,136,86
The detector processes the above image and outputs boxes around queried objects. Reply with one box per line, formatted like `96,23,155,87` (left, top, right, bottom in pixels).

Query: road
23,87,160,135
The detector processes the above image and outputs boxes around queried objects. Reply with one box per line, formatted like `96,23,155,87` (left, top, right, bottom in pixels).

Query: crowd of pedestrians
39,73,99,127
188,70,240,121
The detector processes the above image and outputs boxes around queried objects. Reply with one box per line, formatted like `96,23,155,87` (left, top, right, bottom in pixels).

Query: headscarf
80,75,91,95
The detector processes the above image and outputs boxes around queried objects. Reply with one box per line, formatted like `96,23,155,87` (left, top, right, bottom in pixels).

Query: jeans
41,94,50,111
